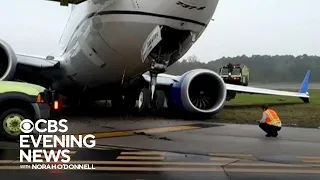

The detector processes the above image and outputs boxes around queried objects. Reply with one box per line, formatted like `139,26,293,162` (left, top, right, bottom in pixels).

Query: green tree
166,55,319,83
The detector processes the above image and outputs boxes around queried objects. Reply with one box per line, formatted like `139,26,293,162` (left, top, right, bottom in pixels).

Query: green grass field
213,89,320,128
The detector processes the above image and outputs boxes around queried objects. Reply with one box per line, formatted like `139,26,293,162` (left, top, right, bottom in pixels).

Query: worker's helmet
261,105,268,110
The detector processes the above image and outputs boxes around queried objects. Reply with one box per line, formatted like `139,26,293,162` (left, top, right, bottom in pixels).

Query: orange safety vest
264,109,282,127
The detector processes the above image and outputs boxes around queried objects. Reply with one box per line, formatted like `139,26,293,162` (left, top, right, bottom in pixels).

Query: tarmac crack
221,159,241,180
105,119,174,142
134,132,173,141
101,126,116,130
222,159,241,167
222,166,232,180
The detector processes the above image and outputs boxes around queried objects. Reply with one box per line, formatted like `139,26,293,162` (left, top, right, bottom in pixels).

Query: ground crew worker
227,63,233,74
258,105,282,137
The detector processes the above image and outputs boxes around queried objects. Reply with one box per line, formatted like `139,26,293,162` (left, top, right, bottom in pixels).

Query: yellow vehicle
219,63,249,86
0,81,51,140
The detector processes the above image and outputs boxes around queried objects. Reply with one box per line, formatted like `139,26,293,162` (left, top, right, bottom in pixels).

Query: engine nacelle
0,39,17,81
170,69,227,114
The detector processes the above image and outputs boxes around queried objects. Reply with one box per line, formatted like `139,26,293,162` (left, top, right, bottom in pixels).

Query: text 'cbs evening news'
18,119,96,170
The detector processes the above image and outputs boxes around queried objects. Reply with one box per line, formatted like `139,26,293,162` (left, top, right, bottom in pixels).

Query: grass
213,89,320,128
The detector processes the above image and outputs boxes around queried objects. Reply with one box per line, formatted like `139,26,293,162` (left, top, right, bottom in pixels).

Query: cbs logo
20,119,68,133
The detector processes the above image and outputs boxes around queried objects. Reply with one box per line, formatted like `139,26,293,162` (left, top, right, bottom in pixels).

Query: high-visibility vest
264,109,282,127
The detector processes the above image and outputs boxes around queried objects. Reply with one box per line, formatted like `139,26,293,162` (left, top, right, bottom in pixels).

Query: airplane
0,0,310,116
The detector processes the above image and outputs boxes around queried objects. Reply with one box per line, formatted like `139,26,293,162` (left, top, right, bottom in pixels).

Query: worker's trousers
259,123,281,135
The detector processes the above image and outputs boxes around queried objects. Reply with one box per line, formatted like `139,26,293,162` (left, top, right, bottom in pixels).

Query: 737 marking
176,1,206,10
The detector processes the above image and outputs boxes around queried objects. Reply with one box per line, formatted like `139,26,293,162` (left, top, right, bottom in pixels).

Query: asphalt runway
0,116,320,179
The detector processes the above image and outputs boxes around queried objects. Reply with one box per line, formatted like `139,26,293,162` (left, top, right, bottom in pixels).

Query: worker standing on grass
258,105,282,137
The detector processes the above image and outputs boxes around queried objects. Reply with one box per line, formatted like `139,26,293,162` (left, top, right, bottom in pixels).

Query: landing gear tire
153,90,166,113
0,108,32,141
137,88,151,114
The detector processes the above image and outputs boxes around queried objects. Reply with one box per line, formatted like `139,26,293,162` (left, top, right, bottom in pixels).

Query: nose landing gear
137,54,170,114
137,25,189,114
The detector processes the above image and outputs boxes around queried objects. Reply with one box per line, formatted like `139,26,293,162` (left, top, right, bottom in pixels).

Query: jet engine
170,69,227,114
0,39,17,81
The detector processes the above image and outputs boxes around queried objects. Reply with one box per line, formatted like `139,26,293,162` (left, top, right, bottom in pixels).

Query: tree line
166,54,320,83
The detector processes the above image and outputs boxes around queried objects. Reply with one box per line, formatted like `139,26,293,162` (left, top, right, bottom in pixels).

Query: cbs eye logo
20,119,34,133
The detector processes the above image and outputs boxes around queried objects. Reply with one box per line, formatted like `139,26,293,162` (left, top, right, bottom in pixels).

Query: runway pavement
0,146,320,179
58,117,320,157
0,116,320,179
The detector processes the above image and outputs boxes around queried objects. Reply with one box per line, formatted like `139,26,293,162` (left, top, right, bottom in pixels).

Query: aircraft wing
225,82,310,99
225,70,311,102
0,38,64,87
142,70,311,103
16,54,61,68
13,54,63,87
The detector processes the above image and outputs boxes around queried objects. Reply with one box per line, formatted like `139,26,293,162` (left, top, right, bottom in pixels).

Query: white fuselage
52,0,219,91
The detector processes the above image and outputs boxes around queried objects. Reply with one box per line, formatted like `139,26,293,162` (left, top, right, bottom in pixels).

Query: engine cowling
170,69,227,114
0,39,17,81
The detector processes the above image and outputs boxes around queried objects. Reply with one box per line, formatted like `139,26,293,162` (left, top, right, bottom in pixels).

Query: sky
0,0,319,63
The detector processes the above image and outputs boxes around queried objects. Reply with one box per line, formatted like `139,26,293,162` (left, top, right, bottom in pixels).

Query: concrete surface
61,117,320,157
0,147,320,179
0,116,320,179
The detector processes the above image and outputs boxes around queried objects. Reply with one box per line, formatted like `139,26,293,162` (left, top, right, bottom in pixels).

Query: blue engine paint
169,73,188,111
167,69,228,114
